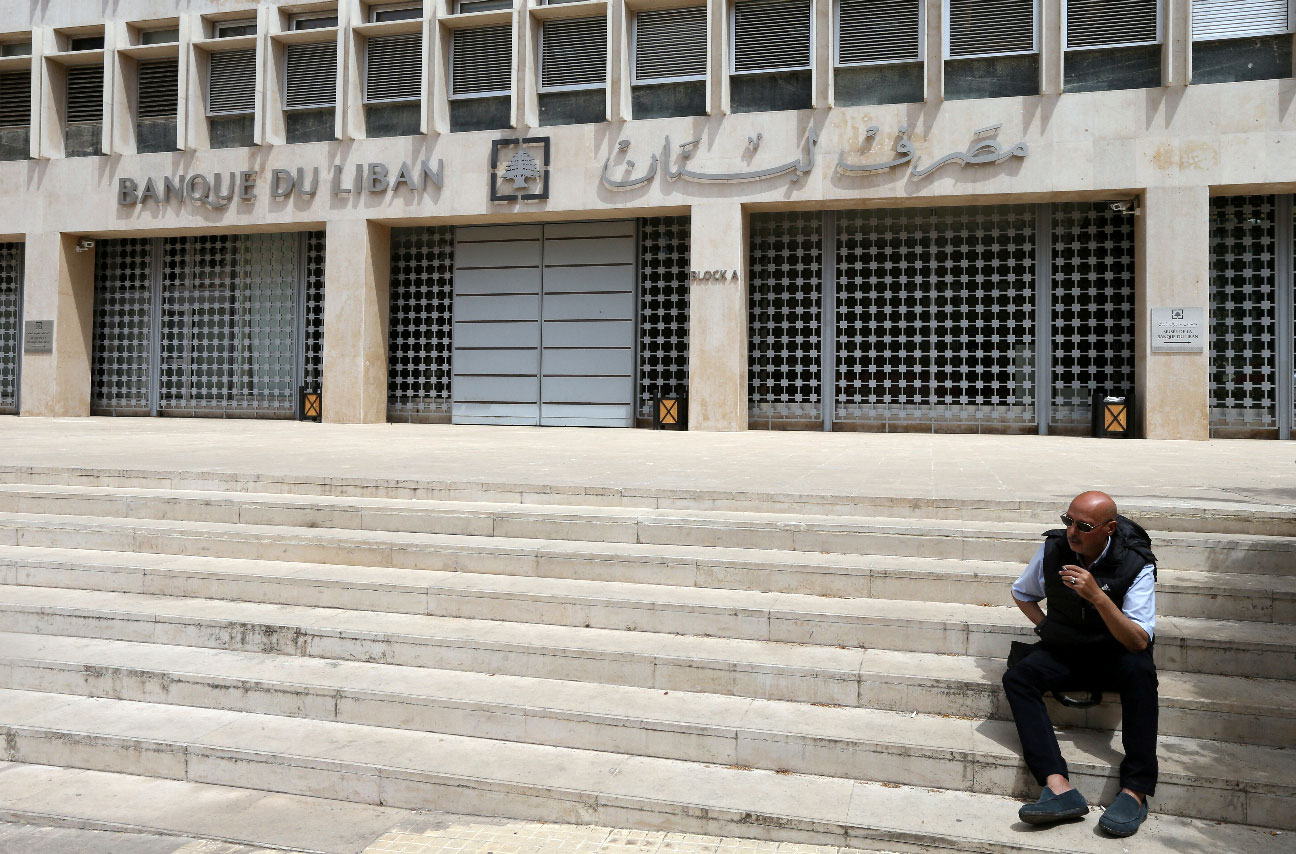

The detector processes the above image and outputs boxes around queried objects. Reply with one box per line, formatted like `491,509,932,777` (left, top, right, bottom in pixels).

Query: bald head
1070,491,1117,525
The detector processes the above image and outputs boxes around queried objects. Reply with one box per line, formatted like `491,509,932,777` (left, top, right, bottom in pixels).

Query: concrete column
609,0,631,121
340,1,364,140
425,5,446,134
518,8,539,128
19,232,95,417
687,203,748,431
923,0,943,101
1135,186,1210,440
707,0,728,115
1040,0,1063,94
322,219,391,424
1165,0,1191,86
812,0,832,108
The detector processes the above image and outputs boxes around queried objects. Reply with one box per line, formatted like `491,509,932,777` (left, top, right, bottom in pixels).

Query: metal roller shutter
947,0,1035,58
1194,0,1290,41
1066,0,1158,49
541,17,607,88
0,71,29,127
137,59,178,119
837,0,921,65
635,6,707,82
66,65,104,123
452,26,511,96
208,49,256,115
733,0,811,72
285,41,337,109
366,33,421,102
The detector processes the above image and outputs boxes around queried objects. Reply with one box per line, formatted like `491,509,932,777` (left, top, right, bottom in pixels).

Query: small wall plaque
23,320,53,353
1151,308,1204,353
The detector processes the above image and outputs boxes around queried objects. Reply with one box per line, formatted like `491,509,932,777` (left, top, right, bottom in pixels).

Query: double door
452,221,636,427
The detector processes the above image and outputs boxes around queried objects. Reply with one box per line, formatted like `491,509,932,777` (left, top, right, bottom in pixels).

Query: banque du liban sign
117,160,443,208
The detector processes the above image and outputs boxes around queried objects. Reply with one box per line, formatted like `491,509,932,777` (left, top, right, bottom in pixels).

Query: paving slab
0,417,1291,511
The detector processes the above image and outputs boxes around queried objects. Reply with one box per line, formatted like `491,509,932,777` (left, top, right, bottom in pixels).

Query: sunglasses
1060,513,1103,533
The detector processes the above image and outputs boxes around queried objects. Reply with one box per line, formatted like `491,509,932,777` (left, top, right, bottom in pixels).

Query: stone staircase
0,468,1291,853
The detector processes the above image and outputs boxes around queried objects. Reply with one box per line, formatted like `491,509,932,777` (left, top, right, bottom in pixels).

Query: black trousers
1001,643,1159,796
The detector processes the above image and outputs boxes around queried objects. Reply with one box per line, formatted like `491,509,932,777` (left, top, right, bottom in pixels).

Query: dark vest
1036,515,1157,648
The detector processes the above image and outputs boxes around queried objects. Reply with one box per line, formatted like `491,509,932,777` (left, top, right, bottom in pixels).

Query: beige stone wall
3,0,1293,434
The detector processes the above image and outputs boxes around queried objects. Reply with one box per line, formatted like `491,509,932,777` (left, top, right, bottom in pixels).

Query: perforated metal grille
388,226,454,419
0,242,21,412
748,212,822,424
1049,202,1137,429
157,234,300,415
637,216,690,418
836,206,1035,428
1209,195,1277,430
92,239,154,413
302,230,326,391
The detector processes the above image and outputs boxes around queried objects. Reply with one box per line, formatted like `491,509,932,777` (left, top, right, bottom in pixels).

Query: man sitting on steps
1002,490,1158,838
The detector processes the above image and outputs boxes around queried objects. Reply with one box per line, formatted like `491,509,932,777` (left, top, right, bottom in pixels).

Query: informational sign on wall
23,320,53,353
1151,307,1204,352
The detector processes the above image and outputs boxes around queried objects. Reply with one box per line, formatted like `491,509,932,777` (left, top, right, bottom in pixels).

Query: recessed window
731,0,812,112
632,6,706,119
214,19,257,39
1,41,33,57
371,2,423,22
207,48,256,149
69,35,106,52
140,27,180,45
456,0,511,11
1191,0,1292,85
291,13,339,31
835,0,923,106
539,16,606,125
945,0,1038,100
1064,0,1160,93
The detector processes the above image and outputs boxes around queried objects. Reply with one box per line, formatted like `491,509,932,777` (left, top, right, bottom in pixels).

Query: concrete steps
0,472,1290,848
1,687,1291,841
0,484,1292,573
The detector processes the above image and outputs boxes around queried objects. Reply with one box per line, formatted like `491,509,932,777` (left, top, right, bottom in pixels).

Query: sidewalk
0,416,1290,510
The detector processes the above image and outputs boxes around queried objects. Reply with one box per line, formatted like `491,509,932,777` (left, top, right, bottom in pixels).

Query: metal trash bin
1092,391,1130,438
652,392,687,430
299,386,322,423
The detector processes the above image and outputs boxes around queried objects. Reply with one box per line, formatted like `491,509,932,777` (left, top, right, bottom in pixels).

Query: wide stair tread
3,543,1290,624
0,687,1290,839
1,585,1292,747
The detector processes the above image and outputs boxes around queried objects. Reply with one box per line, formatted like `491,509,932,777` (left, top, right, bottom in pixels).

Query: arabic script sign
602,123,1028,191
1151,307,1204,353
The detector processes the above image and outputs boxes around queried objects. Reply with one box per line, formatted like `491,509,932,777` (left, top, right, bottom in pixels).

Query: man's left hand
1060,564,1104,603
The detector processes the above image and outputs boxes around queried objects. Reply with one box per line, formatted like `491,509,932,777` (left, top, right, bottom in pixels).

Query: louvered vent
137,59,178,119
733,0,811,73
452,26,511,96
366,33,421,102
948,0,1035,57
66,65,104,123
208,49,256,114
837,0,921,64
635,7,706,82
0,71,30,127
541,17,607,88
285,41,337,109
1067,0,1157,48
1193,0,1290,41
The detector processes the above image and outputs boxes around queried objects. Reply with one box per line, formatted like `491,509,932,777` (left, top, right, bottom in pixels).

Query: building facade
0,0,1293,438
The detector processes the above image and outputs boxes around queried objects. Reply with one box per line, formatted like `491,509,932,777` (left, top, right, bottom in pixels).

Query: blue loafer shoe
1098,792,1149,837
1018,787,1089,825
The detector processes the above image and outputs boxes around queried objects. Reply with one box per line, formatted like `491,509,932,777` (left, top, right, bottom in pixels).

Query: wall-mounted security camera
74,238,94,252
1109,199,1139,214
